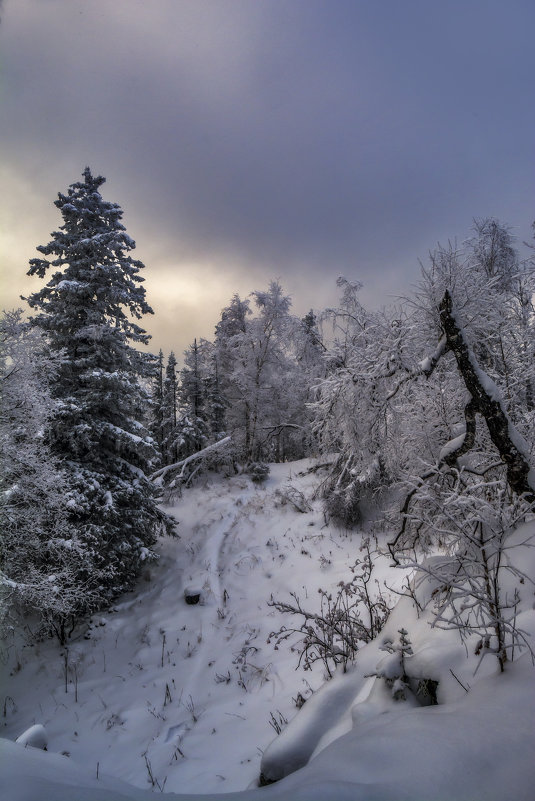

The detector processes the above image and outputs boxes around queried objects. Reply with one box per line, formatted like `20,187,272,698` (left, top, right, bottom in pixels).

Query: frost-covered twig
385,335,449,402
268,546,391,677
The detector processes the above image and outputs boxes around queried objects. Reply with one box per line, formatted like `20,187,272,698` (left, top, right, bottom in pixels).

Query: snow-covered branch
385,335,449,402
151,436,232,484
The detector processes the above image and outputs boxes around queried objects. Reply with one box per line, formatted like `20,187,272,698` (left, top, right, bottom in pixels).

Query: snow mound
3,657,534,801
15,724,48,750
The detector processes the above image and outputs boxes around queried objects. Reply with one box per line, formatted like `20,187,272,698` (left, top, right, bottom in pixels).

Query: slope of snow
1,460,534,800
2,655,534,801
2,461,385,794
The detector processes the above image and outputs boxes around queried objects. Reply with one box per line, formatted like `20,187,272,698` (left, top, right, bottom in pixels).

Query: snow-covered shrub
248,462,270,483
275,484,312,513
402,501,535,672
268,544,391,677
323,481,362,527
369,628,414,701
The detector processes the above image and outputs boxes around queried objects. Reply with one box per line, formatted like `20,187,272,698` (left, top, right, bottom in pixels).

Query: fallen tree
151,436,233,492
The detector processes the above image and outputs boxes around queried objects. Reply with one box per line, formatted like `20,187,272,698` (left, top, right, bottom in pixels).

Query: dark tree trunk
439,290,534,503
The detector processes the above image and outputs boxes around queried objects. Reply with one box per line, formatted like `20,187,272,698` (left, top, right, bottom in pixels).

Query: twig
449,668,470,693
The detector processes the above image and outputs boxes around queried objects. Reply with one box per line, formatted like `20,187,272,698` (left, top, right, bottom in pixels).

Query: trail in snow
2,462,356,794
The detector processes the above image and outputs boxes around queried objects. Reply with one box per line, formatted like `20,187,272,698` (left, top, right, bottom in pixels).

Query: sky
1,0,534,358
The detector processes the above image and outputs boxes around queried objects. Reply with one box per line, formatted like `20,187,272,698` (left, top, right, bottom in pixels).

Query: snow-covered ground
2,460,534,800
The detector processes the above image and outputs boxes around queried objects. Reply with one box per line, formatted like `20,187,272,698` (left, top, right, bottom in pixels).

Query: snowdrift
3,657,534,801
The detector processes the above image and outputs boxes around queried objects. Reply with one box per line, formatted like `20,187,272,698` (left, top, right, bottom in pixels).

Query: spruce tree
177,339,210,456
150,349,165,460
26,167,171,607
199,339,226,440
161,351,179,464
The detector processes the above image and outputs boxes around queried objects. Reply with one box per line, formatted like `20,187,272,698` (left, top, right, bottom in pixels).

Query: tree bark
439,290,534,503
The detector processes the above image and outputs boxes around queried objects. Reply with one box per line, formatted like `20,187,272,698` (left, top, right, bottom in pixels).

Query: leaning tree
26,167,172,612
314,222,535,669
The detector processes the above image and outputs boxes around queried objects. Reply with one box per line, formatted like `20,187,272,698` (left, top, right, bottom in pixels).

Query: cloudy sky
1,0,534,357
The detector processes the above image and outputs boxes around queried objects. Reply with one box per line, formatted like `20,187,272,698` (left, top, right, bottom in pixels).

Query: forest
1,169,534,799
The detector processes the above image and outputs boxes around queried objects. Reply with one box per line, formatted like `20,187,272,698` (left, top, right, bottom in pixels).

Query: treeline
150,282,325,476
1,168,534,669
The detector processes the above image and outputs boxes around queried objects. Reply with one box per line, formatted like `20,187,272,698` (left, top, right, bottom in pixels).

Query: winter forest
1,169,534,800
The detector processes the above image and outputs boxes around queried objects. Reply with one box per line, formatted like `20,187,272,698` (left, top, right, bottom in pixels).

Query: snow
2,657,534,801
438,432,466,462
288,656,535,801
15,724,48,750
56,280,86,291
260,668,365,782
1,460,534,801
417,335,447,375
104,422,145,445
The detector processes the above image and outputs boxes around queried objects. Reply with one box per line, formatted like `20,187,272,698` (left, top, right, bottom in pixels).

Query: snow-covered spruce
25,168,173,629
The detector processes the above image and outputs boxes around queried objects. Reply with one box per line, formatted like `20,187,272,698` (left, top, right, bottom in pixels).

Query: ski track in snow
175,505,243,710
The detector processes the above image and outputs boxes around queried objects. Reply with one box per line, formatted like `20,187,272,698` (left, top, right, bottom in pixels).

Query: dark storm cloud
1,0,534,353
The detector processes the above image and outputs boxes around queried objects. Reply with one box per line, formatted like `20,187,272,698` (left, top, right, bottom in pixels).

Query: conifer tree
161,351,179,464
199,339,226,440
26,168,171,607
177,338,210,456
298,310,324,370
150,349,165,460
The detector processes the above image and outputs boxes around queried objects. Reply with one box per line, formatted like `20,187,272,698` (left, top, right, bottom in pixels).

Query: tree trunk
439,290,534,503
